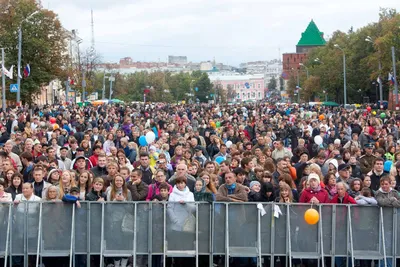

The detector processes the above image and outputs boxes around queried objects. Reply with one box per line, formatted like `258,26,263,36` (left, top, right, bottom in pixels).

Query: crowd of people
0,101,399,267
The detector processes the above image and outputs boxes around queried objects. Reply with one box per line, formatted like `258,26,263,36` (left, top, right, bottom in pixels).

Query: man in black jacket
127,169,149,201
90,155,108,178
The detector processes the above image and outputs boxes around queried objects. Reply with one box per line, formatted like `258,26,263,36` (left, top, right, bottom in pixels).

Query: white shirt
14,194,41,202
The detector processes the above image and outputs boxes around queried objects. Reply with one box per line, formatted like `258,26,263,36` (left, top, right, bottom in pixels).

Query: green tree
268,76,277,90
279,76,284,91
0,0,68,104
194,73,212,102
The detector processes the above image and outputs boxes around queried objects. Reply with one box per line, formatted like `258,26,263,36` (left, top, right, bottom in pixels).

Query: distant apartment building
209,73,265,102
168,55,187,65
120,57,133,66
200,62,213,71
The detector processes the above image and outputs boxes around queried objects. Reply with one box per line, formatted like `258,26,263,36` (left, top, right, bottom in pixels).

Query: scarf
326,184,337,196
226,183,236,195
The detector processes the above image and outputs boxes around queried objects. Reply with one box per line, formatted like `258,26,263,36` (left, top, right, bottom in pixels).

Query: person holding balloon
299,173,329,204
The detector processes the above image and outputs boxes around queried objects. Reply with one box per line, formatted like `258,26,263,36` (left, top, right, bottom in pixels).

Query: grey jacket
355,196,377,205
375,188,400,207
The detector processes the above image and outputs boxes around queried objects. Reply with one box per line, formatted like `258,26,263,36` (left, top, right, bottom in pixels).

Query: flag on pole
377,76,381,84
2,64,14,79
389,72,395,85
23,64,30,77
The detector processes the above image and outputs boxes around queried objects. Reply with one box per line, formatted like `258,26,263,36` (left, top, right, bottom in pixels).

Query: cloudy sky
41,0,399,66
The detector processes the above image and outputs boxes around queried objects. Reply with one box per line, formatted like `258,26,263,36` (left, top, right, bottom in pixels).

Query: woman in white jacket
167,176,196,232
167,176,196,266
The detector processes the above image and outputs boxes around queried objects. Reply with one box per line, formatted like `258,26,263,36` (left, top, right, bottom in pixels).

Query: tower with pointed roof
296,20,326,53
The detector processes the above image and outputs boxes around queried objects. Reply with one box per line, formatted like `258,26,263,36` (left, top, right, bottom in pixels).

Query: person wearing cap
299,173,329,204
73,155,91,174
62,186,81,208
248,180,262,202
337,163,352,188
193,146,207,167
359,143,377,174
59,147,72,170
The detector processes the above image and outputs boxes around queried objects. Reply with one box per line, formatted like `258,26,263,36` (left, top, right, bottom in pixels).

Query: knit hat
329,159,338,170
308,173,320,183
249,181,261,190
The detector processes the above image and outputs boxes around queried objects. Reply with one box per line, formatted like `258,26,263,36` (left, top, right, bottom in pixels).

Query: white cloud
41,0,399,65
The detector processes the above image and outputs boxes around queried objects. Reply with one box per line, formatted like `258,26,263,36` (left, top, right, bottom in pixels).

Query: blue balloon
384,161,392,173
215,156,225,164
139,136,147,147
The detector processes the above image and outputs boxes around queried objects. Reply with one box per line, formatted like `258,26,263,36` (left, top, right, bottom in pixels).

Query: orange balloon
319,114,325,121
304,208,319,225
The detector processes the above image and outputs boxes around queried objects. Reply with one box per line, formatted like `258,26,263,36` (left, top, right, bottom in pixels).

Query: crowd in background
0,102,399,267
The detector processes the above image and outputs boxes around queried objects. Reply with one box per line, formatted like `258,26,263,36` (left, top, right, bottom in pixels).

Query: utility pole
82,70,86,102
334,44,347,105
65,79,69,104
1,48,6,110
365,36,384,107
17,28,22,105
392,46,399,110
17,11,38,106
102,70,107,99
297,69,300,103
109,76,115,99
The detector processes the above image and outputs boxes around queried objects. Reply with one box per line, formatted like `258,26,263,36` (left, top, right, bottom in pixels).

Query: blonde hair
59,170,76,198
279,182,293,203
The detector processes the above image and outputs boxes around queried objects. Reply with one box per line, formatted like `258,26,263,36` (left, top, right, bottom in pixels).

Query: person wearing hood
299,173,329,204
349,155,363,180
375,176,400,207
260,182,275,202
168,176,195,230
193,178,214,202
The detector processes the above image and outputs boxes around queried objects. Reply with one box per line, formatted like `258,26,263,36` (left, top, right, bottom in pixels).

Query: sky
41,0,400,66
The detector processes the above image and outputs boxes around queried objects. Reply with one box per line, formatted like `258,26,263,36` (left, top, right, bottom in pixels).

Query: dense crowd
0,102,399,267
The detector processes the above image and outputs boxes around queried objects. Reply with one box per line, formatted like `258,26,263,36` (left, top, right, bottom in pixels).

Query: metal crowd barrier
0,202,398,267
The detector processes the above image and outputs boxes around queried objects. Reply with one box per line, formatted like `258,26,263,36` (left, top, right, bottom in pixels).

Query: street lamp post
190,80,195,103
392,46,399,110
299,63,309,79
334,44,347,106
17,11,39,106
323,90,328,102
1,48,6,110
365,36,383,108
102,71,108,100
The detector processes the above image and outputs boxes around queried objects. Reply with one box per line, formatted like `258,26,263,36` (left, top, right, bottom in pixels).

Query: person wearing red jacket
329,182,357,204
299,173,329,204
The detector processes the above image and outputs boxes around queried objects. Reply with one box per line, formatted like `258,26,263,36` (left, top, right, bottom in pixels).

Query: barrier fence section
0,202,398,267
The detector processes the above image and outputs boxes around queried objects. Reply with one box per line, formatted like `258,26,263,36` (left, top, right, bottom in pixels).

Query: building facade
168,55,187,65
209,74,265,102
